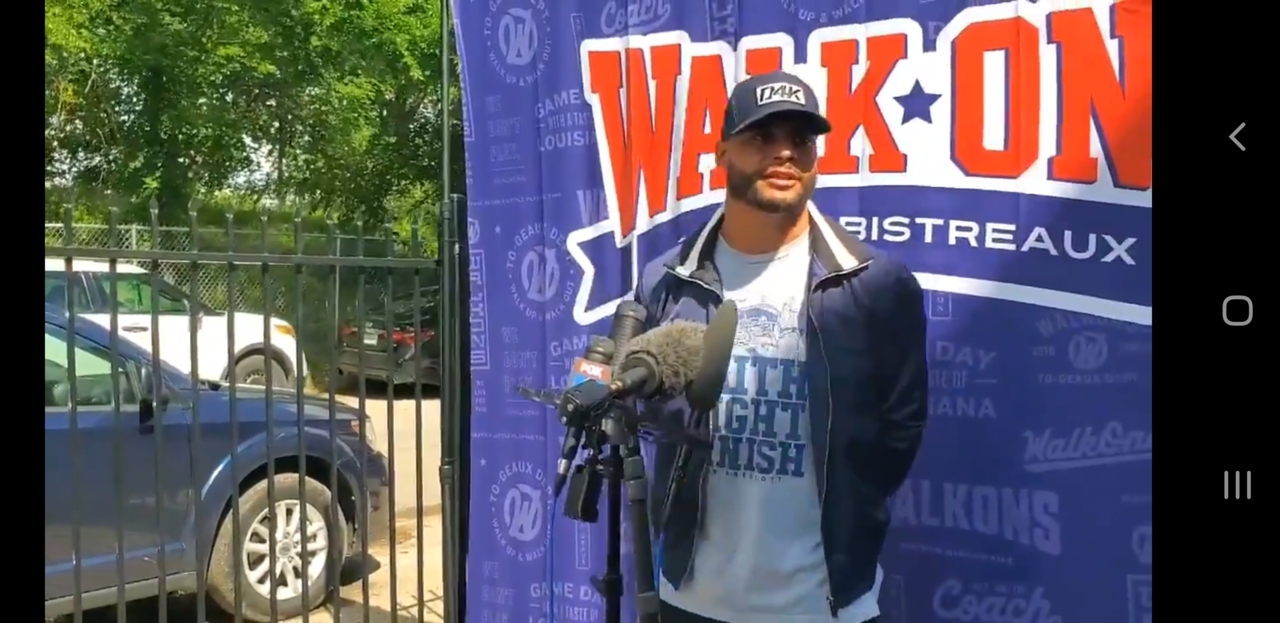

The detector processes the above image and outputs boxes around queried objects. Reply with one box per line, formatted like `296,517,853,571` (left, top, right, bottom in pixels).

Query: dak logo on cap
756,83,805,106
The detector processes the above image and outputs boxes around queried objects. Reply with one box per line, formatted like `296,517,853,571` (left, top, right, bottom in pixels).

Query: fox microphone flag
570,355,612,386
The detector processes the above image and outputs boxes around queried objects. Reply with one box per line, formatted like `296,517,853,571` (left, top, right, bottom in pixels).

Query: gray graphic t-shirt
659,233,879,622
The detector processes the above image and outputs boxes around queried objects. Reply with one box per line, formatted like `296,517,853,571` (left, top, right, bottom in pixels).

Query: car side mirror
137,364,171,424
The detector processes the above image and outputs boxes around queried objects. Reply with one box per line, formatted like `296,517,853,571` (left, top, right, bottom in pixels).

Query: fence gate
43,195,471,623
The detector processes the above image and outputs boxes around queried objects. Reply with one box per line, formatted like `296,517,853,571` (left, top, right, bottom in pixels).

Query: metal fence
44,223,416,318
44,221,442,388
43,197,470,623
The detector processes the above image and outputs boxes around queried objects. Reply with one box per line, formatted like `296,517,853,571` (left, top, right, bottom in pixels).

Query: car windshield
94,273,193,314
44,274,94,310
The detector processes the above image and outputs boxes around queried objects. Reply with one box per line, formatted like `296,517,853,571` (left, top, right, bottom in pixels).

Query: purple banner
454,0,1152,621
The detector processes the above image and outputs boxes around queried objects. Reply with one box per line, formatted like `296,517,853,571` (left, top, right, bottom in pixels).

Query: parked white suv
44,258,309,386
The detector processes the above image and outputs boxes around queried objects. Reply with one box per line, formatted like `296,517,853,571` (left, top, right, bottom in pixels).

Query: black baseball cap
721,70,832,140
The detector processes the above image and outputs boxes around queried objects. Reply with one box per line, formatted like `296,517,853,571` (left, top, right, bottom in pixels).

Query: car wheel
235,355,290,388
206,473,347,622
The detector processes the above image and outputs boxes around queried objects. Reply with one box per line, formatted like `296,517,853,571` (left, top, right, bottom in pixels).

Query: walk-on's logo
1022,421,1152,473
567,1,1151,327
1032,313,1149,385
485,0,552,86
1068,331,1108,369
489,460,552,562
506,223,576,321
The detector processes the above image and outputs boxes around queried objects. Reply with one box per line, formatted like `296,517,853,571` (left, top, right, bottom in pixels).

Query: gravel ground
66,386,449,623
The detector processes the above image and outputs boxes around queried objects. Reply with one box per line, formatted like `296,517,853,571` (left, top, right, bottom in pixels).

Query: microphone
608,300,648,349
688,299,738,412
554,336,616,498
611,300,739,402
553,320,709,425
551,301,648,498
608,321,707,399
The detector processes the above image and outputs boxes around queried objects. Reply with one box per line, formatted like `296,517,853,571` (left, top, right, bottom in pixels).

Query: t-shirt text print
712,304,809,482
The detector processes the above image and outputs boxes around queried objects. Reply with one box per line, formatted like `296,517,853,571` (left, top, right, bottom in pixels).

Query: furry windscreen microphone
610,321,706,399
688,300,738,412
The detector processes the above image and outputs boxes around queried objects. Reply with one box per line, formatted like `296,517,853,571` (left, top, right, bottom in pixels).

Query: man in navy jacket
637,71,929,623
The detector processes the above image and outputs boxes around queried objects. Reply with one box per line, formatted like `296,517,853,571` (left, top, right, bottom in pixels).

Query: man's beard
725,163,808,215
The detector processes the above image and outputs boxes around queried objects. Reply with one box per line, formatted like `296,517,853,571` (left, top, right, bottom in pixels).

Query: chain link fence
44,222,440,383
44,223,412,314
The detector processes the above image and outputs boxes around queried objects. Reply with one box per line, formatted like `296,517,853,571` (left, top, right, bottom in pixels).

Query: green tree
45,0,464,236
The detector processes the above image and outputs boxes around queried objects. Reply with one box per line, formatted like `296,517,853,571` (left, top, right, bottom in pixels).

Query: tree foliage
45,0,464,236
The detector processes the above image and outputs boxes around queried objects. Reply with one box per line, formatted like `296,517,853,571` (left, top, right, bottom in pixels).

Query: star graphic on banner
895,80,942,125
479,458,487,467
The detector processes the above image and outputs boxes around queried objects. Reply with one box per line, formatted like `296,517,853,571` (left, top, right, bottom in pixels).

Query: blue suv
43,305,391,621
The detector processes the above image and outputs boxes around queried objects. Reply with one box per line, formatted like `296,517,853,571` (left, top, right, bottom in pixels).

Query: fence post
334,235,343,329
129,224,139,250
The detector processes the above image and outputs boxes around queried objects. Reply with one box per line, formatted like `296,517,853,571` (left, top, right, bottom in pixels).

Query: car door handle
122,325,149,333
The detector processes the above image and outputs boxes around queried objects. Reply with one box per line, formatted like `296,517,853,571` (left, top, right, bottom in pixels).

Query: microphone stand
597,404,660,623
552,388,659,623
524,299,736,623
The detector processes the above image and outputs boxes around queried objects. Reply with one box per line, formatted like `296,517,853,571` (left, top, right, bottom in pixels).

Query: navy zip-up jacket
637,203,929,615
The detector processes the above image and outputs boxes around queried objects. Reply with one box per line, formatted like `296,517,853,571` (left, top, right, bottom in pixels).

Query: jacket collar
666,201,873,287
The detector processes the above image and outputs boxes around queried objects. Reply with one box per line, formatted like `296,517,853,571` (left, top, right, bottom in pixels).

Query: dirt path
334,388,443,518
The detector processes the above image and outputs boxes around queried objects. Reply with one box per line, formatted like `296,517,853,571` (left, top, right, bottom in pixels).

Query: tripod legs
620,440,661,623
591,441,660,623
591,451,623,623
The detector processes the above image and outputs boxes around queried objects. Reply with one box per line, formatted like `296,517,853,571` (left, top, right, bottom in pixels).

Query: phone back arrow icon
1230,123,1245,151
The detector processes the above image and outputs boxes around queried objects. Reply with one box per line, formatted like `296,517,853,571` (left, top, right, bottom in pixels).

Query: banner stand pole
455,194,472,622
438,0,465,616
438,195,468,623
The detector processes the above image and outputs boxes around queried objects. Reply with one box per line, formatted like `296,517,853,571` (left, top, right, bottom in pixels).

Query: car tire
234,354,290,388
206,473,348,623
